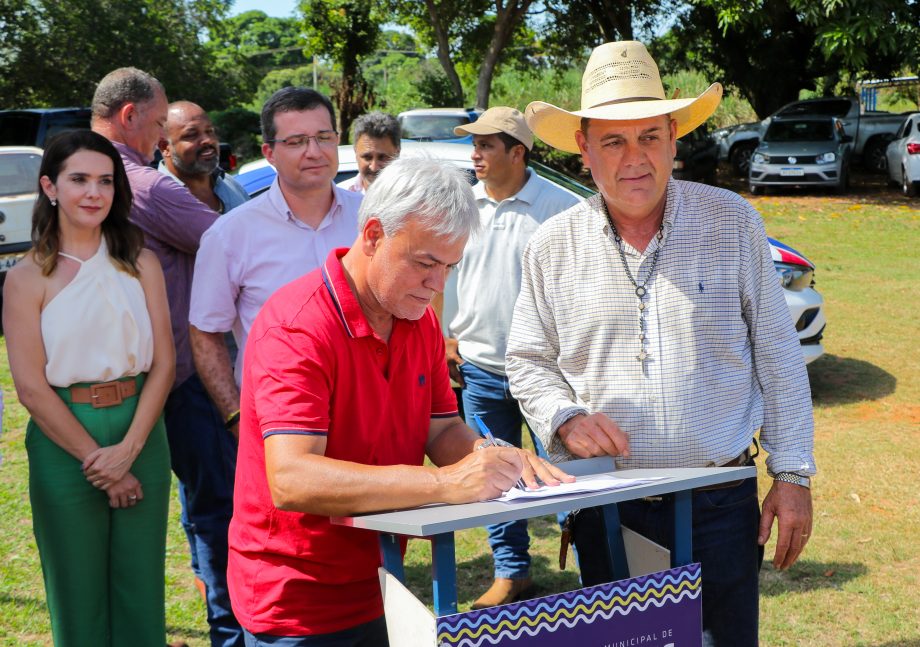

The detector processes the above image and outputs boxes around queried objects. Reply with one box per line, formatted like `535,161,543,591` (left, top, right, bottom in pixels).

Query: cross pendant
636,349,648,362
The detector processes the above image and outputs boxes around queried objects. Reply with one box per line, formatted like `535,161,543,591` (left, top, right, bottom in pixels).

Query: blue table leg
601,503,630,581
431,532,458,616
379,533,405,582
672,489,693,566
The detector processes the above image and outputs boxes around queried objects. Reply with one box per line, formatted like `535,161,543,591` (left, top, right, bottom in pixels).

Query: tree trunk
425,0,465,105
336,54,374,144
585,0,633,41
474,0,533,110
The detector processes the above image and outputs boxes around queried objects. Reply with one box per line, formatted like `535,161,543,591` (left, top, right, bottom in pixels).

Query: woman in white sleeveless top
4,130,174,647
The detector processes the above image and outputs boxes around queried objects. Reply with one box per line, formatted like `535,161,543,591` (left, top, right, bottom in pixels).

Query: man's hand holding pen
473,415,575,492
435,445,574,504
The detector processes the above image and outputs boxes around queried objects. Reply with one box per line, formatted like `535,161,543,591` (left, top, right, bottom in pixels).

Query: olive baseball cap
453,106,534,150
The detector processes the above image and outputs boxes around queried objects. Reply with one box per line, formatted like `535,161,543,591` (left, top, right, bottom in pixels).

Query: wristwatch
773,472,811,489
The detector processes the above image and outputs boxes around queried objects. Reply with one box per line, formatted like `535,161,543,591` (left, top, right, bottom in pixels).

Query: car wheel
750,183,763,195
731,142,757,177
863,138,891,174
835,168,849,195
904,167,918,198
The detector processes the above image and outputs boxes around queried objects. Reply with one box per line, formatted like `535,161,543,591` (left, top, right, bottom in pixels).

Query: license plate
780,168,805,177
0,253,25,271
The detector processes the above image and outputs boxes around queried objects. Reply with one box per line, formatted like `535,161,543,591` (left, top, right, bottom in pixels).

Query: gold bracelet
225,409,241,430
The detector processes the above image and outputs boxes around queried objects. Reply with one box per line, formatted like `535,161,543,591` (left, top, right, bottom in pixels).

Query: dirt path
717,166,918,208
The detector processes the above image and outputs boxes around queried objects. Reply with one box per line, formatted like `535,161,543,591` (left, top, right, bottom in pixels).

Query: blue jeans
573,476,763,647
243,616,388,647
460,361,548,579
165,374,243,647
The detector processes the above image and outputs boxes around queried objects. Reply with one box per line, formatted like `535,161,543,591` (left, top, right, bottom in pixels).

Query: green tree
206,10,308,106
299,0,385,143
389,0,537,109
539,0,675,58
210,107,262,164
666,0,919,118
362,31,427,113
210,11,306,70
0,0,248,109
251,65,335,112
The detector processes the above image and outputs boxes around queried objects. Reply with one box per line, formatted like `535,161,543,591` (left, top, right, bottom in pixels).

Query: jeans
460,361,548,579
165,374,243,647
242,616,389,647
572,476,763,647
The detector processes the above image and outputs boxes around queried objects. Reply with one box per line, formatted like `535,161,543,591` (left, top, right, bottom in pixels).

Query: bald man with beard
155,99,247,647
158,101,249,215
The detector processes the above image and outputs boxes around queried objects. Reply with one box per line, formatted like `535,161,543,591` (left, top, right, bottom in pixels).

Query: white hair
358,155,480,243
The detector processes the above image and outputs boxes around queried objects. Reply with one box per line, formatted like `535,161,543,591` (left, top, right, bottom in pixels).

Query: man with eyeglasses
189,87,361,443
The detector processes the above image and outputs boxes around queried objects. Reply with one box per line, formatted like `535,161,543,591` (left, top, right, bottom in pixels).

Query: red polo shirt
228,248,459,636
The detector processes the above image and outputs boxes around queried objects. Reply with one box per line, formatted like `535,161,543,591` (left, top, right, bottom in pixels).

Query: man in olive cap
448,107,579,608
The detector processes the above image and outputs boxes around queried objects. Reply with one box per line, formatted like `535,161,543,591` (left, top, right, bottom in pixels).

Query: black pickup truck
0,107,235,323
0,107,93,148
0,107,237,171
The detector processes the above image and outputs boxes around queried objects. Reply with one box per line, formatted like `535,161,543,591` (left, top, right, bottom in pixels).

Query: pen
472,414,527,490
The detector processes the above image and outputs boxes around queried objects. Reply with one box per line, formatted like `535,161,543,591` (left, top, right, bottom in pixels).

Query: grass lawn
1,176,918,646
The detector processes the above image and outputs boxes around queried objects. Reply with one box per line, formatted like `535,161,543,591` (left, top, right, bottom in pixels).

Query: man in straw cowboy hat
505,41,814,645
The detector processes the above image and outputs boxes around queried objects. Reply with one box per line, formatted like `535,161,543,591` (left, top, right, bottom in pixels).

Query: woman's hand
105,472,144,509
82,441,139,490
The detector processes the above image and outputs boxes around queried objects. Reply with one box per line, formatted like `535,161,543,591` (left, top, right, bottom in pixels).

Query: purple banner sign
436,564,701,647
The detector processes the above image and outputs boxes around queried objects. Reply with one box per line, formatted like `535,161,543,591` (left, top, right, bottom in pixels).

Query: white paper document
496,472,667,503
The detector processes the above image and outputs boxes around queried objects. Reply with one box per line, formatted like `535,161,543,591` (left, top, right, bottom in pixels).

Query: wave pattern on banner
440,567,700,632
436,566,701,647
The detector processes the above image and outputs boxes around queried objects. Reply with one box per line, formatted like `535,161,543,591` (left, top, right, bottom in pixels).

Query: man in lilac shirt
91,67,243,647
189,87,361,436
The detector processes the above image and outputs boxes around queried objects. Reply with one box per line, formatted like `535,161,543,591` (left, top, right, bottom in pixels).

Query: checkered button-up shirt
505,179,815,477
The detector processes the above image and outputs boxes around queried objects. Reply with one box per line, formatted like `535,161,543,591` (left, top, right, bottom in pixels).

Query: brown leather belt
694,448,752,492
640,448,754,502
712,448,752,468
69,378,138,408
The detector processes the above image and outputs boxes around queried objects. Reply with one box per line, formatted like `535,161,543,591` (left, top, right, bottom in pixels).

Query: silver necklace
604,205,665,364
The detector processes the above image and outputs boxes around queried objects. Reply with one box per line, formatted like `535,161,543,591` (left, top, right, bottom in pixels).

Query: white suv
397,108,482,143
0,146,42,277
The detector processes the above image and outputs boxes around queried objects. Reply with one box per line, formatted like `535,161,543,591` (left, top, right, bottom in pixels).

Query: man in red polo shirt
228,156,572,645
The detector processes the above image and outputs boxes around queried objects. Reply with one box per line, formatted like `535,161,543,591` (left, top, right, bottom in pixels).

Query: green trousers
26,375,171,647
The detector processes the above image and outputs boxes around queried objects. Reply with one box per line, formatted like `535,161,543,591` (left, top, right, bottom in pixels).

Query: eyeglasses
266,131,338,149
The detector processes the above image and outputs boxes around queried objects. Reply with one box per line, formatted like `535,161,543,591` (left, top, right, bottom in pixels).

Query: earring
51,198,57,206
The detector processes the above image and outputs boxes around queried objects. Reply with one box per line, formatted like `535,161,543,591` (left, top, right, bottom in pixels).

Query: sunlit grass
1,184,918,645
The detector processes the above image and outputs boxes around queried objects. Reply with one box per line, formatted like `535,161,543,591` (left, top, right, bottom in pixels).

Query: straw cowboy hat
525,40,723,154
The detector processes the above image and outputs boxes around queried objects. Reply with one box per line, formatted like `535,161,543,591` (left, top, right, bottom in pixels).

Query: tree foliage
538,0,675,63
666,0,919,118
787,0,919,75
388,0,537,109
298,0,384,142
0,0,248,109
209,10,306,70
